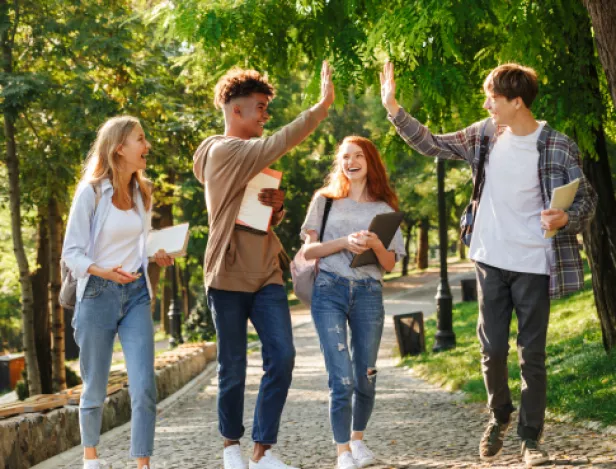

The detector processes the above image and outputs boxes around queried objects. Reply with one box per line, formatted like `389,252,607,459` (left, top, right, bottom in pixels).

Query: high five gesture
379,61,400,116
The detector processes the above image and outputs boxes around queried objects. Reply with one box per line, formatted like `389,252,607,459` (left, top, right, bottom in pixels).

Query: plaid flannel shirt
389,108,597,299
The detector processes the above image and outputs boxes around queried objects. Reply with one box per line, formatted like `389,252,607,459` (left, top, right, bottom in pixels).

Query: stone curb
0,342,216,469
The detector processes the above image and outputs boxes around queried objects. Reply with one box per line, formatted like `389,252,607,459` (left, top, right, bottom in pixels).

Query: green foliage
65,365,81,388
184,291,216,342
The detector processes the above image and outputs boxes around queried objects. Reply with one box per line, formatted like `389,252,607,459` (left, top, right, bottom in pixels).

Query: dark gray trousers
475,261,550,441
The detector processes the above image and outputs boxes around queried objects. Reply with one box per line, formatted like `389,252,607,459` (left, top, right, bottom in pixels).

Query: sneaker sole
525,456,550,467
479,447,503,461
356,458,375,468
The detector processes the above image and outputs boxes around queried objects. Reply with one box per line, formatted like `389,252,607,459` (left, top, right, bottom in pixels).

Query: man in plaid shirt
381,62,597,466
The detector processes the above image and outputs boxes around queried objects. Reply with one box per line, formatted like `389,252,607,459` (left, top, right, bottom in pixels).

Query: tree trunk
582,125,616,351
402,221,413,276
162,267,172,333
148,200,173,327
181,264,190,320
417,218,429,269
31,215,51,393
583,0,616,107
49,197,66,391
458,240,466,260
1,4,41,393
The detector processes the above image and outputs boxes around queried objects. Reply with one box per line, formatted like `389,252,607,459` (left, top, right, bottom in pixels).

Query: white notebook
236,168,282,232
146,223,190,259
544,178,580,239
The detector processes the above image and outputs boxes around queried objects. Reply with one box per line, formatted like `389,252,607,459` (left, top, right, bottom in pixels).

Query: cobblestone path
38,316,615,469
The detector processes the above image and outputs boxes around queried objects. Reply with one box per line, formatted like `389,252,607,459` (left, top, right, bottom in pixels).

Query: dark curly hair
214,68,275,109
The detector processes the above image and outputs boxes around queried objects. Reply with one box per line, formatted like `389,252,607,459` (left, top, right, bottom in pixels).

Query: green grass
401,273,616,427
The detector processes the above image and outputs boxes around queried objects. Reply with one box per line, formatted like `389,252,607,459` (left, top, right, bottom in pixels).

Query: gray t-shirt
300,194,406,280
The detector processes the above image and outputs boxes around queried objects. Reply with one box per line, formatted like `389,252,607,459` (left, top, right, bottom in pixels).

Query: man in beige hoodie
193,62,334,469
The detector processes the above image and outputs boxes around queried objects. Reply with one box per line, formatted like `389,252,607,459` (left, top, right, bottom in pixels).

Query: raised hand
319,60,335,109
379,61,400,116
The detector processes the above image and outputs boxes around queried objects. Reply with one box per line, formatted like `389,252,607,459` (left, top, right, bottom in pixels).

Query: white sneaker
249,449,299,469
336,451,358,469
350,440,375,468
83,460,110,469
224,445,247,469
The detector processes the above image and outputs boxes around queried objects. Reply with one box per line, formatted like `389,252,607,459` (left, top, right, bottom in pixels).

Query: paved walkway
34,265,616,469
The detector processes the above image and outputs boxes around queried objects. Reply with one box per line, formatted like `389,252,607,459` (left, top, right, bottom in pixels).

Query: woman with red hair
300,136,405,469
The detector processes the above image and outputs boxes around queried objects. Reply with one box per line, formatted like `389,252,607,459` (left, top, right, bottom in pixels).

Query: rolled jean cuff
254,439,277,445
130,451,153,458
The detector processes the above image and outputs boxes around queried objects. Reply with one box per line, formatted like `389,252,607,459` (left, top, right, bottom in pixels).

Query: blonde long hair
82,116,152,210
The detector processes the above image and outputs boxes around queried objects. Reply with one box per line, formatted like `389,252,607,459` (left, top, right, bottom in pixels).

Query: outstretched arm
381,61,477,163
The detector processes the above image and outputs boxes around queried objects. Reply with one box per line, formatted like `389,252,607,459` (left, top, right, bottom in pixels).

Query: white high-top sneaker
336,451,358,469
350,440,375,468
83,460,110,469
249,450,299,469
224,445,247,469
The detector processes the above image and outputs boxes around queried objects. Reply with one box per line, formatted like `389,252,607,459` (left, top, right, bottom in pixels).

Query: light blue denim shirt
62,178,153,302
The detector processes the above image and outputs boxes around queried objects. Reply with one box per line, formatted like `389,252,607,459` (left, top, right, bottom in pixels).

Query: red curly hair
318,136,399,211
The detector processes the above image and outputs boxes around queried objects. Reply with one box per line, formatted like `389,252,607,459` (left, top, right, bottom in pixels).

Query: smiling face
117,124,151,173
338,141,368,182
232,93,271,138
482,90,521,126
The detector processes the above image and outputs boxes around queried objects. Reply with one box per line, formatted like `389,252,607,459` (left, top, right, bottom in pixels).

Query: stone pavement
34,266,616,469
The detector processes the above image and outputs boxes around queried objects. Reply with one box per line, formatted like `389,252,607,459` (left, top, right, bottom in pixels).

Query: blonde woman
62,116,172,469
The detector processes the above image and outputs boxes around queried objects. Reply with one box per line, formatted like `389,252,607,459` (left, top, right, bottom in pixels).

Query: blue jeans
73,273,156,458
207,284,295,444
311,270,385,444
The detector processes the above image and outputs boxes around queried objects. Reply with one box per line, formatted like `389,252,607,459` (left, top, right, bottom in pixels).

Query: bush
65,365,82,388
184,291,216,343
16,368,28,400
15,364,83,400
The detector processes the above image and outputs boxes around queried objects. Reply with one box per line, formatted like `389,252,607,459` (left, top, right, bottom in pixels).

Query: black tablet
350,211,404,268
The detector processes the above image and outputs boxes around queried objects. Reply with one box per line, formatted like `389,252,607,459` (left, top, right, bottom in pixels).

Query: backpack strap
319,197,333,242
472,118,497,202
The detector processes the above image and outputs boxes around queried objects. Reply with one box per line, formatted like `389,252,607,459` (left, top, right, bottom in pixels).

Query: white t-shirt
93,204,143,273
470,123,552,275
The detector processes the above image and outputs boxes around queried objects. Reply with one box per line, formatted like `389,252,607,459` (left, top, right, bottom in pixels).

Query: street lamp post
433,157,456,352
168,263,184,348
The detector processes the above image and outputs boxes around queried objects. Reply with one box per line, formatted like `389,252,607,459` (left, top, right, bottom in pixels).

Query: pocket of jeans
368,281,383,293
83,277,105,299
315,273,335,289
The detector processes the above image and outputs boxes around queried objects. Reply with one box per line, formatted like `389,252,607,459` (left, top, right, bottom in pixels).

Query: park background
0,0,615,429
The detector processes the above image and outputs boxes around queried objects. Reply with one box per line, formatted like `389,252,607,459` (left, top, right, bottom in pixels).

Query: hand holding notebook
236,168,283,232
146,223,190,260
543,178,580,239
350,212,404,268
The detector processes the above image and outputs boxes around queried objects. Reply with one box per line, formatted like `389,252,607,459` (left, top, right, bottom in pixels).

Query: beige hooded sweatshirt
193,106,328,292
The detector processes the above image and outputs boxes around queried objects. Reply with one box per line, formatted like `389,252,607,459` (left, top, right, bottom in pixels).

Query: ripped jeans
311,270,385,444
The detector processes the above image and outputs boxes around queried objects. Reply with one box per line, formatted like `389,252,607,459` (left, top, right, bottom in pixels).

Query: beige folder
544,178,580,239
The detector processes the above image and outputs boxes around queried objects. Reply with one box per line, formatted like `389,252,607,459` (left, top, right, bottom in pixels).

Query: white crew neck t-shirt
469,123,552,275
93,204,143,273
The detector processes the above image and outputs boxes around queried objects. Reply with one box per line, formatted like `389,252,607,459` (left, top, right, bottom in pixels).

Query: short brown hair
213,68,275,109
483,63,539,108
